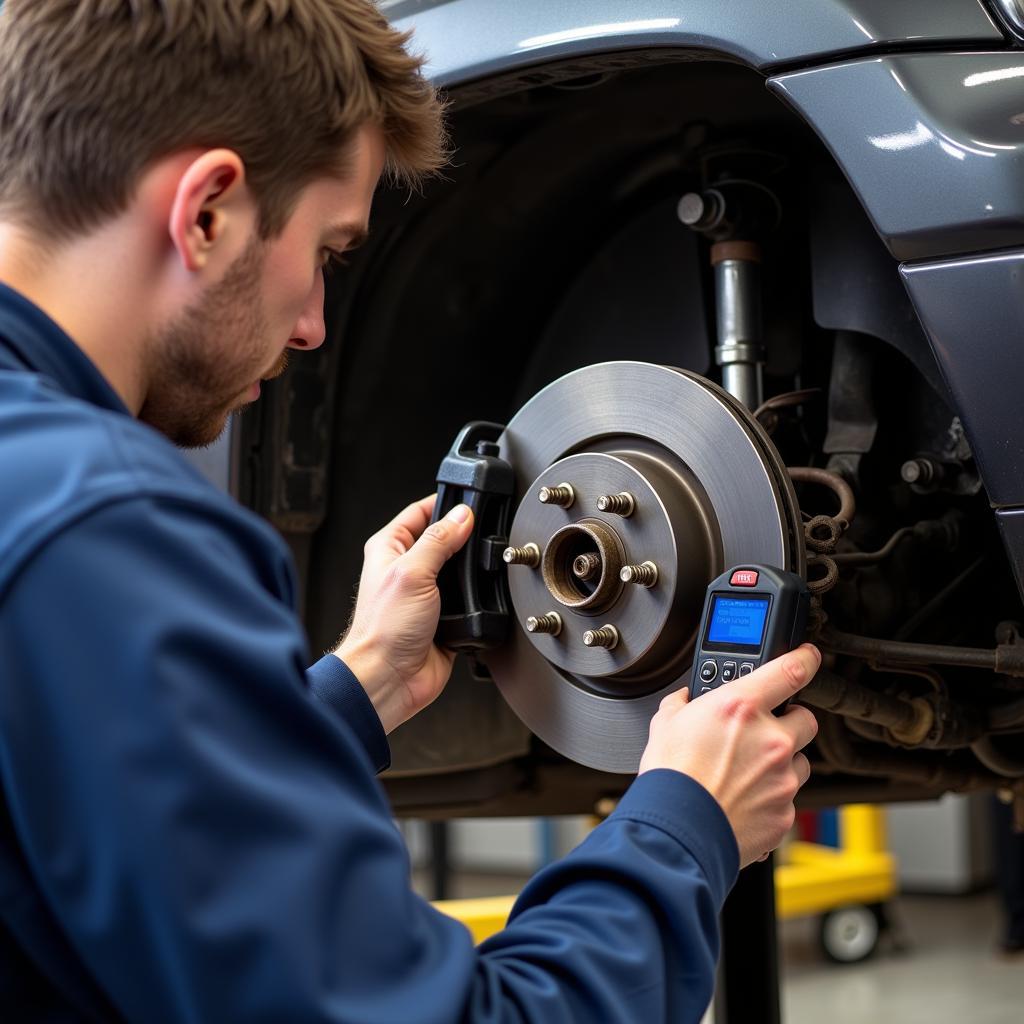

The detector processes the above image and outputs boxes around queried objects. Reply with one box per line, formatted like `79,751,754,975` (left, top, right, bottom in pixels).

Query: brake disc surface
480,361,802,773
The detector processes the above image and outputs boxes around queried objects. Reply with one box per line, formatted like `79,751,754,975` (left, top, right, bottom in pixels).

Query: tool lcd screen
705,594,770,651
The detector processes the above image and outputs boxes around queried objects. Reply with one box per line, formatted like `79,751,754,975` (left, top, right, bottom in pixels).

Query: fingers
362,496,438,569
777,703,819,753
400,503,474,579
658,686,689,713
793,751,811,789
734,644,821,710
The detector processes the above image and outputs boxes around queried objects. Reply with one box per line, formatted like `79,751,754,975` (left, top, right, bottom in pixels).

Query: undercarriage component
431,422,515,652
480,361,804,773
814,713,1009,793
801,669,985,750
821,628,1024,678
712,241,764,409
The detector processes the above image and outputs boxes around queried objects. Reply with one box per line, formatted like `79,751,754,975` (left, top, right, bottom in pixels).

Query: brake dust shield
480,362,803,773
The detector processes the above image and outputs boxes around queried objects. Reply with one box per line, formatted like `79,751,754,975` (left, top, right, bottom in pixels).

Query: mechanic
0,2,819,1021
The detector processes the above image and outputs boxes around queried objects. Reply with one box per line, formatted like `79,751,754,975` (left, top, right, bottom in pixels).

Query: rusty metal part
830,527,913,566
583,625,620,650
596,492,635,517
821,627,1024,677
507,448,713,688
787,466,856,532
538,483,575,508
571,552,601,582
620,561,659,588
542,518,624,612
832,514,961,568
710,240,762,264
798,668,986,749
753,388,821,434
815,713,999,791
806,554,839,595
800,669,929,741
503,543,540,567
991,696,1024,731
487,362,802,773
804,515,843,554
526,613,562,637
971,736,1024,778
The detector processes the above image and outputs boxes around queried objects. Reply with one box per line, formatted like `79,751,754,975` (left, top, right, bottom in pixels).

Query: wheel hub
481,361,803,773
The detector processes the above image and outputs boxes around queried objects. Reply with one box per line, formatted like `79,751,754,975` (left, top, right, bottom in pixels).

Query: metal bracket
431,421,514,653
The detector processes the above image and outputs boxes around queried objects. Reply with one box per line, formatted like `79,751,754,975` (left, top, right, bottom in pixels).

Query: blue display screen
707,595,770,648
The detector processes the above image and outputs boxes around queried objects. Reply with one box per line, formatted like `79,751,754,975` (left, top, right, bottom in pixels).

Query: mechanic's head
0,0,446,446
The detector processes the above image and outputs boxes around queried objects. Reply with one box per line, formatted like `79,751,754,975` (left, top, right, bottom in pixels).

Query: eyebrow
324,222,370,250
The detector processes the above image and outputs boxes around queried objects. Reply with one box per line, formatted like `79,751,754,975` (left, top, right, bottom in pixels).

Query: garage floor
416,871,1024,1022
781,891,1023,1024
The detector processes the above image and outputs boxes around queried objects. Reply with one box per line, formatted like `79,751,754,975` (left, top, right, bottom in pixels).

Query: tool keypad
693,656,760,692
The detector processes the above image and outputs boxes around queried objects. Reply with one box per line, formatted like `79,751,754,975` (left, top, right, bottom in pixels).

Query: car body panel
902,250,1024,509
386,0,1002,81
770,52,1024,261
997,508,1024,600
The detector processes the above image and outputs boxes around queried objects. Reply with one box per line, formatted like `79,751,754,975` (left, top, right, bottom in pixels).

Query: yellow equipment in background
433,805,897,962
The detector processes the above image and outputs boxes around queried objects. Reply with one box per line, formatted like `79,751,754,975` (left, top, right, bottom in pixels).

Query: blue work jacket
0,282,739,1023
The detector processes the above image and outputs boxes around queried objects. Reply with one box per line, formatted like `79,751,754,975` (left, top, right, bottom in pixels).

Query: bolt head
677,192,706,226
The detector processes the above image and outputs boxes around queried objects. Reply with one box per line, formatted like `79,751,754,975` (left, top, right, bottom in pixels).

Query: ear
167,149,251,273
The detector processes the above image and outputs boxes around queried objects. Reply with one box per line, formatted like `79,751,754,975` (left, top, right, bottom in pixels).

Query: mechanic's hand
332,495,474,734
639,644,820,868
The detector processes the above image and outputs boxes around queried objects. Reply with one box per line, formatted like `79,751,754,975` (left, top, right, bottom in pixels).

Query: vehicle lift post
715,856,781,1023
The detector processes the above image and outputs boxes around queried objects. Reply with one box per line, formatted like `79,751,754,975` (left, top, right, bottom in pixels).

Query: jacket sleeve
0,494,738,1024
306,655,391,774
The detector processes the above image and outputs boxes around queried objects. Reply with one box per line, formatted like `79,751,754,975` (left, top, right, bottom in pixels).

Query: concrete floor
780,892,1024,1024
417,871,1024,1022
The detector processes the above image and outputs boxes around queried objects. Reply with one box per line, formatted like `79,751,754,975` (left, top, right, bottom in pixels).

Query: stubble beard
139,238,280,449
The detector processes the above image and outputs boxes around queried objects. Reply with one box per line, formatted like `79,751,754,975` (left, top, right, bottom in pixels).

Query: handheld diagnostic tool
691,565,810,697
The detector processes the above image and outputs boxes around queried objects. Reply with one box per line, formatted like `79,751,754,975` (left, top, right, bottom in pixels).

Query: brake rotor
481,361,803,773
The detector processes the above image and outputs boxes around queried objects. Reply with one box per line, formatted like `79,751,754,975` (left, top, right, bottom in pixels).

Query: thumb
403,504,474,579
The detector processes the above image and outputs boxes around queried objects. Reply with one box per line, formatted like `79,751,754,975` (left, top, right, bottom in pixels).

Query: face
139,124,386,447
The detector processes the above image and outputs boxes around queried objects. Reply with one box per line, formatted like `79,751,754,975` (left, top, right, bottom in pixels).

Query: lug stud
620,561,659,587
538,483,575,508
572,552,602,581
503,543,540,568
526,612,563,636
583,624,620,650
596,492,635,517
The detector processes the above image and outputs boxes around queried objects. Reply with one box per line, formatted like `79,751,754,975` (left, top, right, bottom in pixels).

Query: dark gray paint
770,52,1024,262
997,508,1024,603
391,1,1001,82
901,250,1024,508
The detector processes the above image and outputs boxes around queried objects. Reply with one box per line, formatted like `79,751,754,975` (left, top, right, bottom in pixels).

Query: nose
286,269,327,352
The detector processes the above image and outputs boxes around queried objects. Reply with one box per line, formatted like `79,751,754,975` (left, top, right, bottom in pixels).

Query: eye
320,248,350,276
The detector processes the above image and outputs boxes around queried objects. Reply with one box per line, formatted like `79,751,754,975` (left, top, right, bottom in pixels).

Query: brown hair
0,0,447,238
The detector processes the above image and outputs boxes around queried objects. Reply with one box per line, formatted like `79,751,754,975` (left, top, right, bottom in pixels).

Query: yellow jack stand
433,805,897,962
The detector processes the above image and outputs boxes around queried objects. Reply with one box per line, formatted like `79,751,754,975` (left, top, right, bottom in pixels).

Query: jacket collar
0,281,130,415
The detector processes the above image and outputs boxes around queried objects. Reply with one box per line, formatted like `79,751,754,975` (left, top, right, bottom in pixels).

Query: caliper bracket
431,421,514,652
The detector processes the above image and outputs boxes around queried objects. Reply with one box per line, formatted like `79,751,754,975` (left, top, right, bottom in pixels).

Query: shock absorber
677,159,781,411
711,240,764,410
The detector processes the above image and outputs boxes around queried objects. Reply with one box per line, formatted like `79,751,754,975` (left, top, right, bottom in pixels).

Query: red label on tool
730,569,759,587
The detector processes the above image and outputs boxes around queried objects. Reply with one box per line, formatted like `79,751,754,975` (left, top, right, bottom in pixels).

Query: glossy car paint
901,251,1024,508
385,0,1000,79
770,52,1024,261
375,0,1024,605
